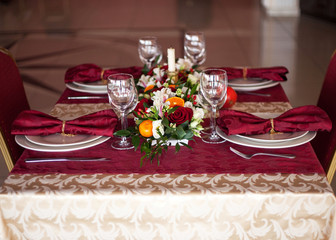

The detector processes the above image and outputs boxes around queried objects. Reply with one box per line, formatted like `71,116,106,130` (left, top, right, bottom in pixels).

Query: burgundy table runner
11,137,323,175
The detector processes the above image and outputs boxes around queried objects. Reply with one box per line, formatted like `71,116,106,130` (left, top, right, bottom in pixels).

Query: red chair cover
311,51,336,175
0,48,30,166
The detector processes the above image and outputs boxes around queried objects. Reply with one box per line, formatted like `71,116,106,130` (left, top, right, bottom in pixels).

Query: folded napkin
11,109,118,137
65,64,143,83
217,105,332,136
217,66,288,81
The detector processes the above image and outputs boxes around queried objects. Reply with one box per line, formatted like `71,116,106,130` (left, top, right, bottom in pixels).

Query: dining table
0,68,335,240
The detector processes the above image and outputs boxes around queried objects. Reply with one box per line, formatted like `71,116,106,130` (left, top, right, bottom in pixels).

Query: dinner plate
26,134,102,147
236,131,309,143
216,127,316,149
15,135,110,152
73,81,106,90
66,83,107,94
230,81,279,92
229,78,272,87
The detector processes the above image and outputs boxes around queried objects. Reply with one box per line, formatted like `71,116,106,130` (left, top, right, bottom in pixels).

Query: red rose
135,98,152,114
166,107,193,125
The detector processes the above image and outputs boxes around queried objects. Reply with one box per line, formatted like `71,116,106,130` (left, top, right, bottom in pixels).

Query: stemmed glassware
138,36,162,69
184,31,206,65
107,73,138,150
200,69,227,144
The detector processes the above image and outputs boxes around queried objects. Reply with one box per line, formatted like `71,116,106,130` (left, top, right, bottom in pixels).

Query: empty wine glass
184,32,206,65
138,36,162,69
198,88,226,135
107,73,137,150
200,69,227,144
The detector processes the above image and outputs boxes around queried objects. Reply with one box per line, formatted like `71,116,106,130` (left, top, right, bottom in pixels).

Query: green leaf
175,143,180,152
132,135,140,150
190,84,198,96
162,117,169,127
114,130,131,137
180,142,193,150
184,130,194,139
176,126,186,139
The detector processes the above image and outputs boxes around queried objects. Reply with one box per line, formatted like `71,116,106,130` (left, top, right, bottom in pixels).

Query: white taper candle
167,48,175,72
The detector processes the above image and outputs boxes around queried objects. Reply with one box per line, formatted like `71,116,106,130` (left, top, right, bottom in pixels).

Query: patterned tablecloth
0,89,335,239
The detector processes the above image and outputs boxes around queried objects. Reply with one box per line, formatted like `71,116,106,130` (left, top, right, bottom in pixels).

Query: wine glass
200,69,227,144
184,32,206,65
138,36,162,69
107,73,137,150
198,88,226,135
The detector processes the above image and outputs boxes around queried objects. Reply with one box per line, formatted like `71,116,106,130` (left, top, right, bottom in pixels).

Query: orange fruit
144,85,154,92
139,120,153,137
165,97,184,108
223,86,237,108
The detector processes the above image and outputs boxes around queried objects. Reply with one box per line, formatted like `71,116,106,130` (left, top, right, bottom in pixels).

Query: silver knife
25,157,109,163
67,96,108,99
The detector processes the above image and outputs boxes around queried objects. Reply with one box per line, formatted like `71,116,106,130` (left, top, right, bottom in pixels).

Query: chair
311,50,336,183
0,48,30,171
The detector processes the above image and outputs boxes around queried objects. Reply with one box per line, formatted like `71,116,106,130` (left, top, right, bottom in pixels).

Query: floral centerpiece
115,58,205,165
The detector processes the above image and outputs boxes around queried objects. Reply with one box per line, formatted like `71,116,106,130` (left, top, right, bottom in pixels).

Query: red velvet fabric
216,66,288,81
64,64,143,83
217,105,332,135
11,110,118,137
0,49,30,164
11,137,324,175
311,51,336,173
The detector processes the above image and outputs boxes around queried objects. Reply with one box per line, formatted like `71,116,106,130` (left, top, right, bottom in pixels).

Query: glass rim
202,68,227,75
107,73,134,81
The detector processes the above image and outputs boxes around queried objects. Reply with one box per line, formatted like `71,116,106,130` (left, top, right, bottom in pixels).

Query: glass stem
210,104,217,138
120,111,127,143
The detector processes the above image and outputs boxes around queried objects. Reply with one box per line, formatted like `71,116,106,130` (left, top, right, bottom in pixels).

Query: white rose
152,120,164,139
193,108,205,120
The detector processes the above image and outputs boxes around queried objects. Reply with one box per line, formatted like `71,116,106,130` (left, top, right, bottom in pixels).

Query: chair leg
327,151,336,184
0,132,14,172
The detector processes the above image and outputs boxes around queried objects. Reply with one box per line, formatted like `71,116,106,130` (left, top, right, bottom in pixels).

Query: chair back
311,50,336,183
0,48,30,171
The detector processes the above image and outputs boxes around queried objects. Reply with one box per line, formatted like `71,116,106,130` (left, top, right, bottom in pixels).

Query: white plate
216,127,316,149
236,131,309,143
229,78,272,87
230,81,279,92
26,134,102,147
73,81,106,90
15,135,110,152
66,83,107,94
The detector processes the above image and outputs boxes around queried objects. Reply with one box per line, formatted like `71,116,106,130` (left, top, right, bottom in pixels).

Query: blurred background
1,0,336,187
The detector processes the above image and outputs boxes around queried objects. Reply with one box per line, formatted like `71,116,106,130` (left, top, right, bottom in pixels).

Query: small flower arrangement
115,58,205,165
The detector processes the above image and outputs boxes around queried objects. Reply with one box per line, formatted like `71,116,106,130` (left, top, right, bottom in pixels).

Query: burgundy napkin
11,109,118,137
217,105,332,136
64,64,143,83
217,66,288,81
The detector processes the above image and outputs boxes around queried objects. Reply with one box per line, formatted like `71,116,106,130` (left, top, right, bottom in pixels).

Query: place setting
219,66,289,92
215,105,332,149
11,109,117,152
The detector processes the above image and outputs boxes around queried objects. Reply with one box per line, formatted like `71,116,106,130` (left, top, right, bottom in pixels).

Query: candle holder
167,71,178,84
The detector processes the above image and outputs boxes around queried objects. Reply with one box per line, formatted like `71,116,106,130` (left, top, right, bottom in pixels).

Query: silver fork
229,147,296,159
